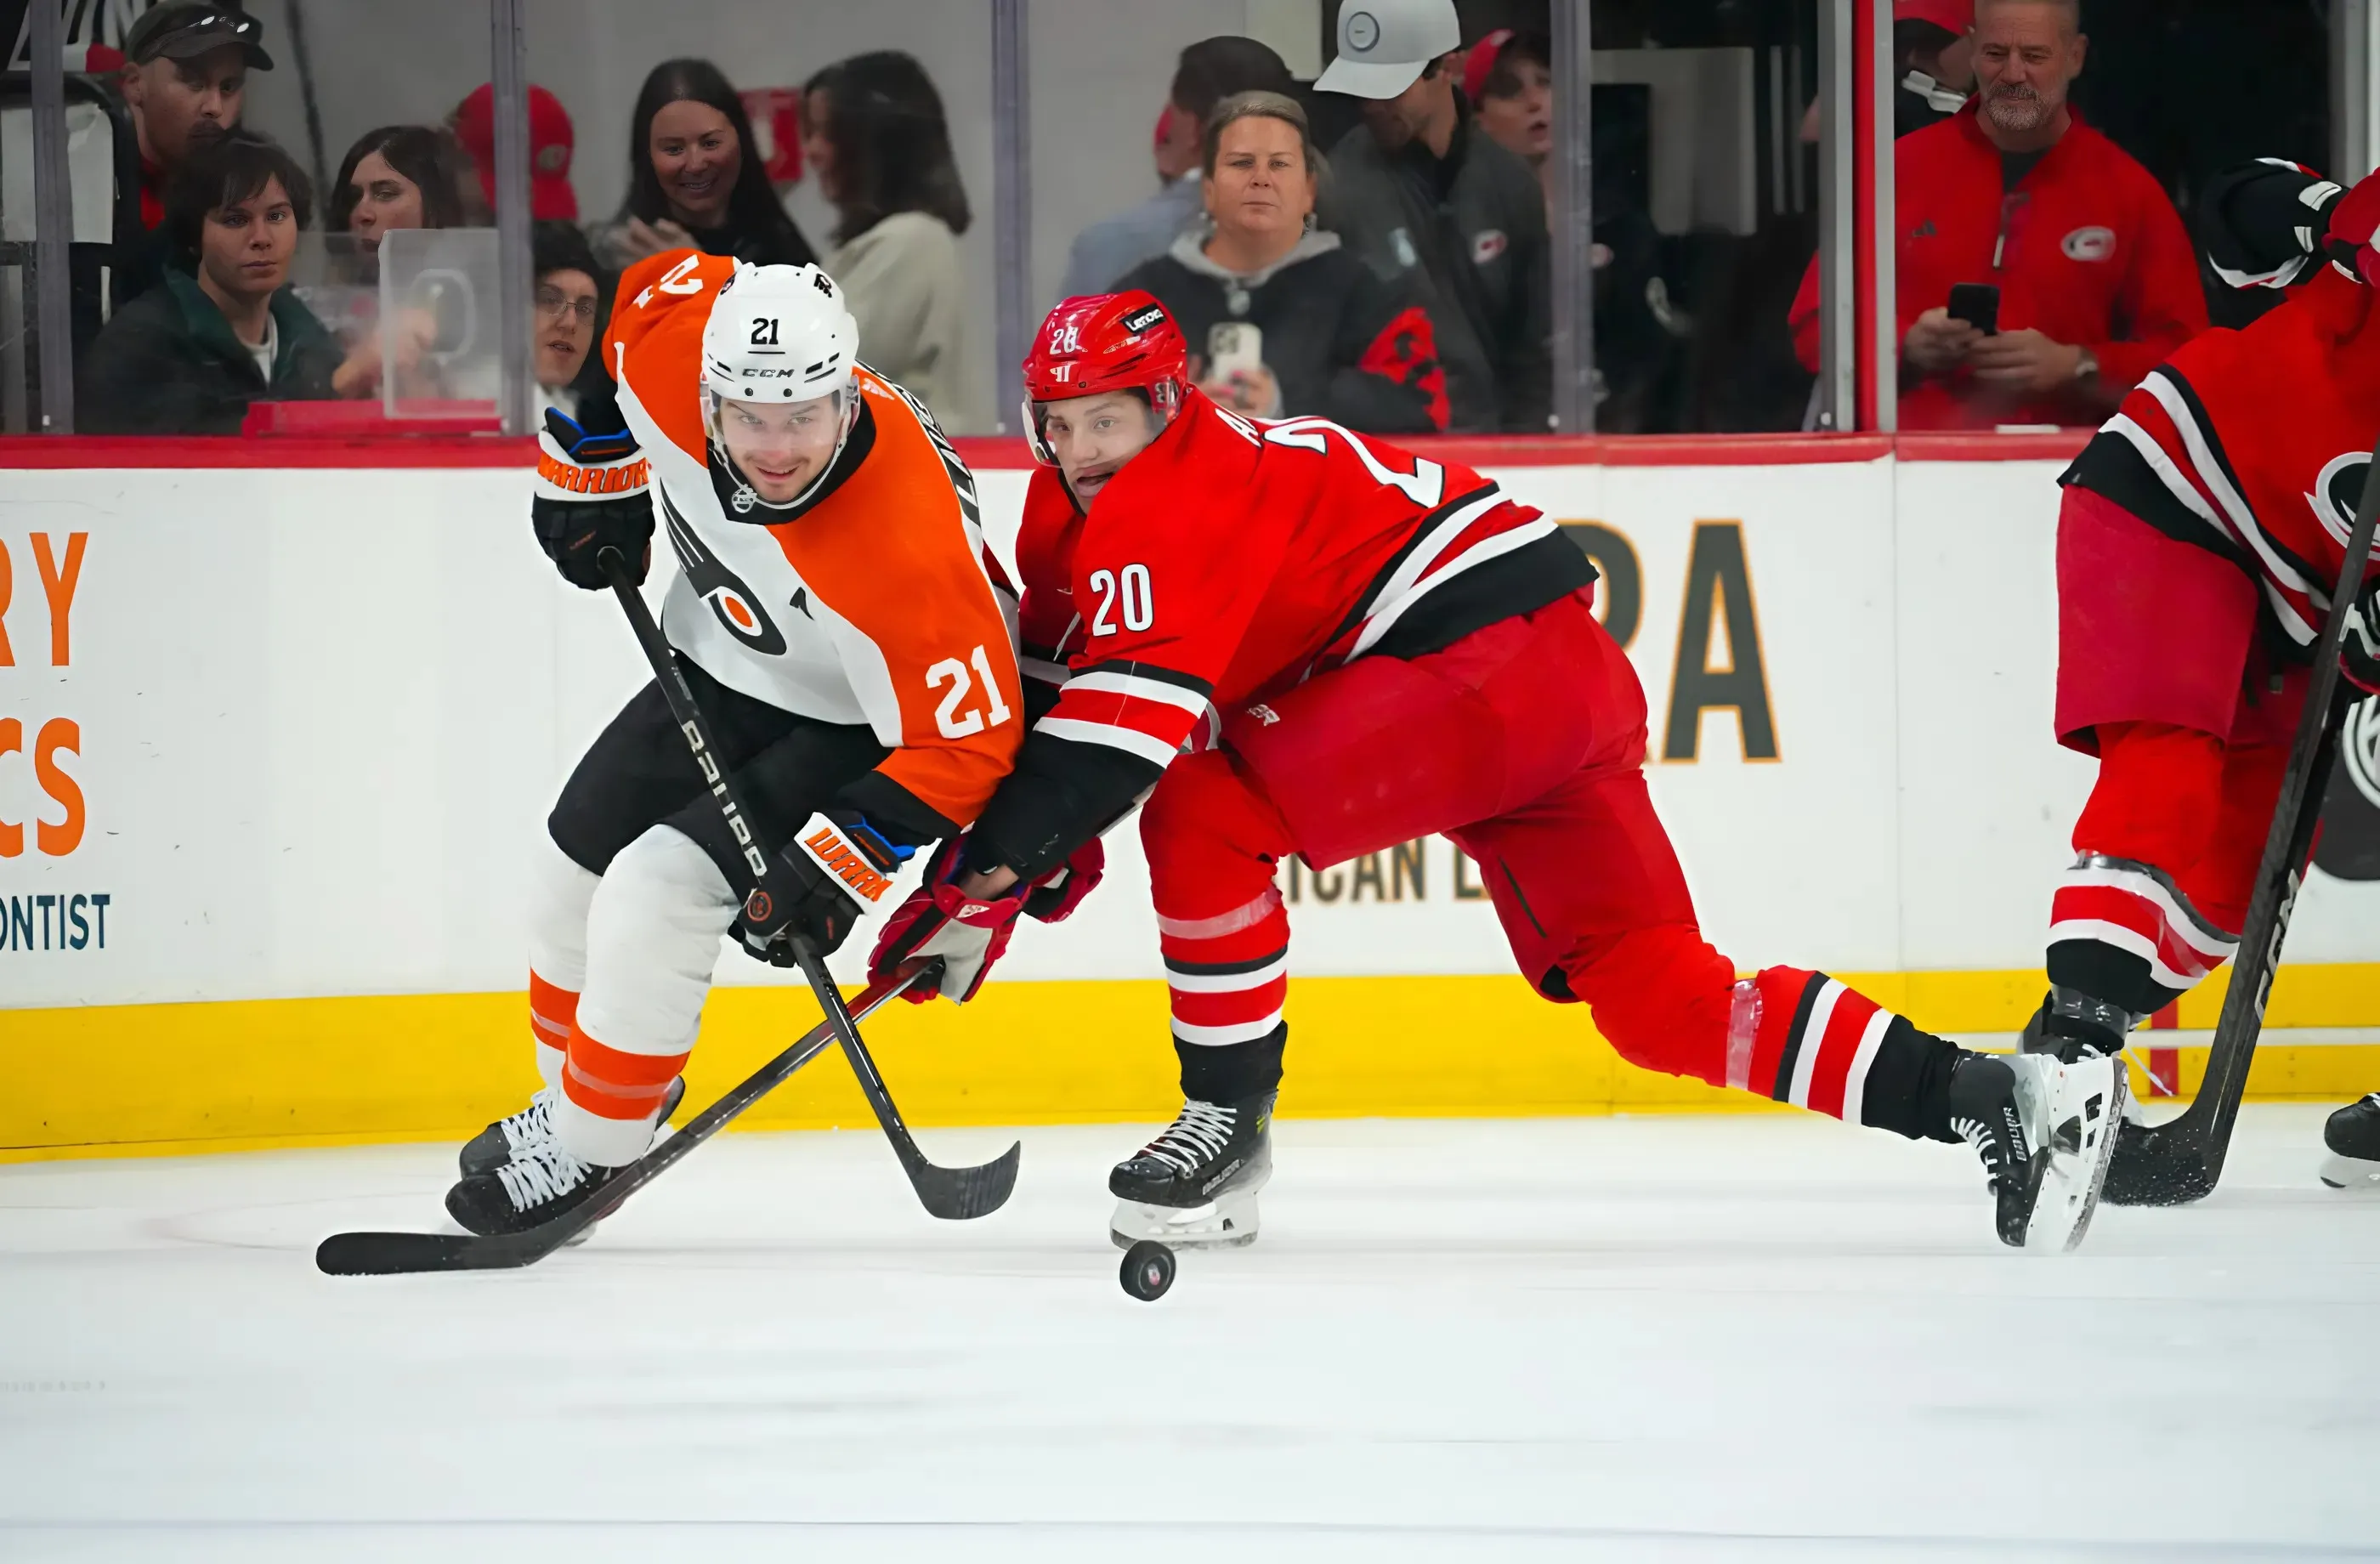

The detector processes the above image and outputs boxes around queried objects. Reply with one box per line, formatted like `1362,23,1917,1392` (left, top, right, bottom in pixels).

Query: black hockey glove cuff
734,813,915,966
2201,158,2346,291
534,411,654,591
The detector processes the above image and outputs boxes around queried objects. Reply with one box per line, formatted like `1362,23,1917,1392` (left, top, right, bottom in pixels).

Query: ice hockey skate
444,1141,623,1237
2018,987,2150,1126
456,1077,685,1177
1948,1050,2125,1250
1108,1092,1274,1250
2319,1094,2380,1190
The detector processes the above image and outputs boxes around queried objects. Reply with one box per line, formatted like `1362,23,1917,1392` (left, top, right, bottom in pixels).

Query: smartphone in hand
1946,282,2001,335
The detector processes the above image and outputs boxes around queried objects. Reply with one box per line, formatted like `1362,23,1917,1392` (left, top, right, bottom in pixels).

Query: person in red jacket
868,290,2131,1257
1789,0,2207,429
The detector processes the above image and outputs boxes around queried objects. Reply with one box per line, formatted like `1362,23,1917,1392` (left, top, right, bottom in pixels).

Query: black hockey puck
1119,1239,1175,1301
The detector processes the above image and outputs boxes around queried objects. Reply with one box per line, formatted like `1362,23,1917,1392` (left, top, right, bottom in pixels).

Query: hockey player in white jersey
444,251,1028,1234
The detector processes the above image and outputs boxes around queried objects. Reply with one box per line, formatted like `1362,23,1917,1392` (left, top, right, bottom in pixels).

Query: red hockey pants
1139,589,1908,1119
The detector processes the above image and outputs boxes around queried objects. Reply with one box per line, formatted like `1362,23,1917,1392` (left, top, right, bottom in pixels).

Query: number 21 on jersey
926,644,1014,739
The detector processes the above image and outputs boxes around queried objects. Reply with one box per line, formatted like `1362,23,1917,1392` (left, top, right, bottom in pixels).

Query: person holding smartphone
1788,0,2207,428
1115,92,1448,435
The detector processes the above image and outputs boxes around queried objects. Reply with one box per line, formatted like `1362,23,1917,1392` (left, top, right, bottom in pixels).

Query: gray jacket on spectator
1057,173,1204,299
1318,116,1551,434
76,269,343,435
830,210,989,435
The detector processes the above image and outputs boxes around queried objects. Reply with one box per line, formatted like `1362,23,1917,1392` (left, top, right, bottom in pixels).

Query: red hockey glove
2344,575,2380,696
1020,837,1106,922
869,836,1107,1002
870,836,1029,1003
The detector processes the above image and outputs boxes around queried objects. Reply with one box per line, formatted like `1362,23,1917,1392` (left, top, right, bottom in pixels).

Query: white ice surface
3,1108,2377,1563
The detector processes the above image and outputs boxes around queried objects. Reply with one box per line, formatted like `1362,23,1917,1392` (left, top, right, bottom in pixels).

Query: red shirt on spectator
1790,102,2207,429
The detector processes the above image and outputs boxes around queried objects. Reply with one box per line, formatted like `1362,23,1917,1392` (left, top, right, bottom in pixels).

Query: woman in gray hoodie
1117,91,1447,435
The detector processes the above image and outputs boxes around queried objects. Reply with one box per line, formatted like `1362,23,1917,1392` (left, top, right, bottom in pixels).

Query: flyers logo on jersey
799,823,894,903
660,489,787,655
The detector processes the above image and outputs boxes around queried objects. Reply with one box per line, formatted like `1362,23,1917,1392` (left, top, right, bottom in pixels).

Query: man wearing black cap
117,3,274,232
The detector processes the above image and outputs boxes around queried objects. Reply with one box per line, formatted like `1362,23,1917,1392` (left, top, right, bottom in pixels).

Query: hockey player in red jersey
871,290,2128,1251
445,251,1031,1235
2025,160,2380,1189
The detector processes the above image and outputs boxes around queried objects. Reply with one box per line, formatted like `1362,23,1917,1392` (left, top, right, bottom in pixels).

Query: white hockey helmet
700,261,858,408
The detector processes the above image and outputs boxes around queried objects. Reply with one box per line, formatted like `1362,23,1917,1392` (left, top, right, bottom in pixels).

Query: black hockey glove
734,813,915,966
533,409,654,591
2344,574,2380,697
2200,158,2346,292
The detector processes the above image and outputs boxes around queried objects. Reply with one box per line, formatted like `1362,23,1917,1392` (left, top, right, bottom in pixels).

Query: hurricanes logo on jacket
660,489,786,654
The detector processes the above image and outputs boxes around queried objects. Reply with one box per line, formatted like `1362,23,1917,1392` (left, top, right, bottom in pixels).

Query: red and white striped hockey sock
2047,853,2237,1014
1734,967,1964,1140
1158,884,1289,1098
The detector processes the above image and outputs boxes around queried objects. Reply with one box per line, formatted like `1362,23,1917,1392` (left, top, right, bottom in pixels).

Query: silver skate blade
2027,1056,2126,1253
2318,1152,2380,1192
1109,1192,1260,1250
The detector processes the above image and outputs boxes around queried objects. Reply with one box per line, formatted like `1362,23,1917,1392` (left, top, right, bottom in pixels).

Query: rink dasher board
2,456,2376,1156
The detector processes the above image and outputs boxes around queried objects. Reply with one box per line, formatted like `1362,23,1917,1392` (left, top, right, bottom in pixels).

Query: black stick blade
316,1230,542,1275
2099,1117,2217,1207
913,1139,1023,1221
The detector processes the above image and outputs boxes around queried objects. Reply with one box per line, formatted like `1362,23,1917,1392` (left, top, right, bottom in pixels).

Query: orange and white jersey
599,247,1024,833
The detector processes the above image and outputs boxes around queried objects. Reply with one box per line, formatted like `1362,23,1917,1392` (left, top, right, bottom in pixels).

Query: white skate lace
1140,1100,1237,1176
1952,1115,2009,1191
498,1087,558,1155
494,1142,593,1213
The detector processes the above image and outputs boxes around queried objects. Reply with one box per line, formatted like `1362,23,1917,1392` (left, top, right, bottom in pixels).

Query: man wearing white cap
1315,0,1550,434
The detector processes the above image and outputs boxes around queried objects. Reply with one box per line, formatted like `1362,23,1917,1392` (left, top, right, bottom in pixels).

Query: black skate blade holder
2101,432,2380,1206
592,547,1019,1223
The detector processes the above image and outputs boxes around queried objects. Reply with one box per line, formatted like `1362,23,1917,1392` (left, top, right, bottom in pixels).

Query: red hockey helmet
1020,291,1188,464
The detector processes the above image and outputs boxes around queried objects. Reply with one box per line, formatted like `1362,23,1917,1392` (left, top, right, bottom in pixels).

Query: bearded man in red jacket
1790,0,2207,429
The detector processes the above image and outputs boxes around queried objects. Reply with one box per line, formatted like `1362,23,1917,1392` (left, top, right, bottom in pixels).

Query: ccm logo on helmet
1121,304,1168,334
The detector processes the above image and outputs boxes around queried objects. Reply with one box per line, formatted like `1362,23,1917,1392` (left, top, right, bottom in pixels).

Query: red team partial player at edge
2018,158,2380,1187
870,291,2127,1252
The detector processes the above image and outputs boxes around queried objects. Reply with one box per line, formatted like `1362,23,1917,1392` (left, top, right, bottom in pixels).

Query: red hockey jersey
971,391,1595,876
2063,265,2380,649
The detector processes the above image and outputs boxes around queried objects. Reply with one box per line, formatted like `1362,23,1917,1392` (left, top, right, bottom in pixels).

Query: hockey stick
2100,437,2380,1206
315,962,938,1275
592,546,1020,1221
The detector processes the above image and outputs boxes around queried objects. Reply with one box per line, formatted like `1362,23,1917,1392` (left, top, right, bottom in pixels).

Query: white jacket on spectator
829,212,988,435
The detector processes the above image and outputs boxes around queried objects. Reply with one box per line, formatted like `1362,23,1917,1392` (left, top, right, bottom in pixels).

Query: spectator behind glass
590,59,816,273
329,127,468,257
1153,104,1200,188
1787,0,2207,429
1315,0,1551,433
1057,37,1295,299
1895,0,1977,138
1464,29,1683,433
1117,91,1445,434
802,51,987,434
77,132,343,434
452,84,580,223
114,0,273,302
532,219,605,423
